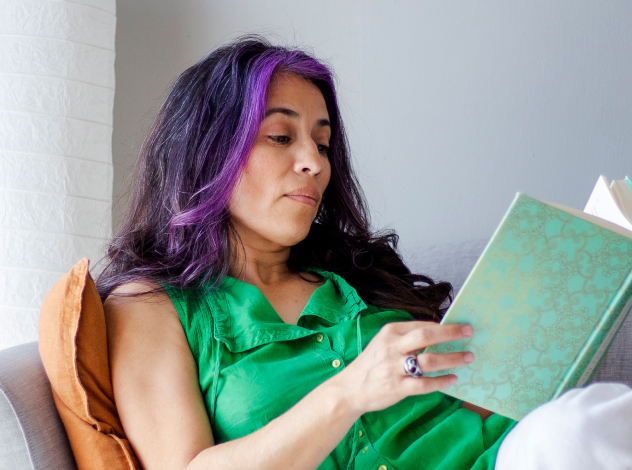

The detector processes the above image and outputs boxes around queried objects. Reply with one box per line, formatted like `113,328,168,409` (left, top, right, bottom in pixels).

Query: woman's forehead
267,73,323,103
265,73,329,121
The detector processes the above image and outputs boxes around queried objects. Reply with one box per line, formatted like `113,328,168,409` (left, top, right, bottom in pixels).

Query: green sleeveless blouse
164,268,516,470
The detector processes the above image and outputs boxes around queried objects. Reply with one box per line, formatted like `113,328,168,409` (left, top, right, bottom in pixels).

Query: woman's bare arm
105,283,214,470
105,283,477,470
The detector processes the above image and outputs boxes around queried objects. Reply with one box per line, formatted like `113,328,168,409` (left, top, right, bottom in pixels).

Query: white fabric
495,383,632,470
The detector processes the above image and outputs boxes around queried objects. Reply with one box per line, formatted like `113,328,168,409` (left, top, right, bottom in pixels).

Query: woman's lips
285,187,320,207
285,195,317,206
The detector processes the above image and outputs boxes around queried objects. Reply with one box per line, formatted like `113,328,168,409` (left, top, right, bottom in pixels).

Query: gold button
378,466,388,470
316,333,324,342
358,430,363,437
332,359,341,368
361,446,368,454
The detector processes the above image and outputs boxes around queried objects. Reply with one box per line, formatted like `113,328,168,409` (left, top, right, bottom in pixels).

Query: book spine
576,296,632,387
552,267,632,398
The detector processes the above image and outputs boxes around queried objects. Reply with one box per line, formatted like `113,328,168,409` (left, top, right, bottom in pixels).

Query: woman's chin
273,223,314,247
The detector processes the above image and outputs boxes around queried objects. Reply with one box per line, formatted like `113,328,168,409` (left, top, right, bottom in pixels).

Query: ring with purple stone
403,355,424,378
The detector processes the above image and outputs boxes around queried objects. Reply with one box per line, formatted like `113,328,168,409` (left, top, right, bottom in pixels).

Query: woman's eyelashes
268,134,290,144
268,135,329,156
317,144,329,156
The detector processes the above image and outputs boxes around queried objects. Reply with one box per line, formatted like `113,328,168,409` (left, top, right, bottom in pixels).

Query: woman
98,36,632,470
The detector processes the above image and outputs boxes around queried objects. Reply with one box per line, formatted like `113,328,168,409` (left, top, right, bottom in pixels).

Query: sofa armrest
0,341,77,470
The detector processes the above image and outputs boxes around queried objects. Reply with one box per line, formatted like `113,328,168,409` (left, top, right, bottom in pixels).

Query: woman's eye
317,144,330,156
269,135,290,144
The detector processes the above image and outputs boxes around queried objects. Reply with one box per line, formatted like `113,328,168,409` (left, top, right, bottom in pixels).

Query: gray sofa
1,239,631,469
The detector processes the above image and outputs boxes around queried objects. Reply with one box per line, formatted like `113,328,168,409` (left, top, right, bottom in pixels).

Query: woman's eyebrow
265,107,331,128
265,106,298,118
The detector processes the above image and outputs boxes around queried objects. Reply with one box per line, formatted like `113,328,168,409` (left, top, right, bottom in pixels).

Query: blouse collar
207,268,368,352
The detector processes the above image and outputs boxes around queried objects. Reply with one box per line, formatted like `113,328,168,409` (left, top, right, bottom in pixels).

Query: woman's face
228,73,332,252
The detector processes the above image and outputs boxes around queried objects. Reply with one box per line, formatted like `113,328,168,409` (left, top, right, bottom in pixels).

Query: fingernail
449,376,458,384
461,325,473,337
464,352,474,363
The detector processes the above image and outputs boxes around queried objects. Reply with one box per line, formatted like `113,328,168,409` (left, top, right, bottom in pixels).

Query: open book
424,176,632,421
584,175,632,231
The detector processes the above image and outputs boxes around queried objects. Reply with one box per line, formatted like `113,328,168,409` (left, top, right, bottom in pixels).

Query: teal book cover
424,194,632,421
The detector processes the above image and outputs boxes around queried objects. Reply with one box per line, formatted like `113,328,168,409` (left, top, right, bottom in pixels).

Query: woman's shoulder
107,279,167,298
105,279,213,366
105,280,174,313
105,279,206,318
104,280,181,342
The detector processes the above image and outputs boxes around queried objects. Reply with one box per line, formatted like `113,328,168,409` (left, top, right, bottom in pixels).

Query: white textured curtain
0,0,116,349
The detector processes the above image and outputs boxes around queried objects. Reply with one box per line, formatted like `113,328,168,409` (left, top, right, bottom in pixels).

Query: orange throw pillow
38,258,141,470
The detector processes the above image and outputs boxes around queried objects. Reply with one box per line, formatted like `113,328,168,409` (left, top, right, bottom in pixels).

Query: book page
611,180,632,224
582,176,632,231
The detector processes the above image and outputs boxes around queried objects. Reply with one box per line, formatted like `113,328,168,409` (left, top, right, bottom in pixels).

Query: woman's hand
333,321,474,416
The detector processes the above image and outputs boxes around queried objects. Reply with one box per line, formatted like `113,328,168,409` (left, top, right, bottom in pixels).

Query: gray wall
113,1,632,264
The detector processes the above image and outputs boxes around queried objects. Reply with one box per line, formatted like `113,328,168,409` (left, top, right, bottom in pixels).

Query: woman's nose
293,139,325,175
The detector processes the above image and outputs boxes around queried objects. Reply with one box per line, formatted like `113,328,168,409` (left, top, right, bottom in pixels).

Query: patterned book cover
424,193,632,421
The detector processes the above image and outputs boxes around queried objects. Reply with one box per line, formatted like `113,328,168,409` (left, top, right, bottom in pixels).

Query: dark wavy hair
97,35,452,321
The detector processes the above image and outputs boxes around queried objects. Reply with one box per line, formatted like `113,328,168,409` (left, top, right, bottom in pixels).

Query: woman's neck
228,239,294,287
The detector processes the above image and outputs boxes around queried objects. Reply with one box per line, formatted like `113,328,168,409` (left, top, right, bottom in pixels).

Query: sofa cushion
38,259,140,470
406,239,489,293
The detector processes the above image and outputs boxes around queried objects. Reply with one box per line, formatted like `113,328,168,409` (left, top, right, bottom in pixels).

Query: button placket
357,421,368,441
353,421,392,470
356,421,370,454
353,435,388,470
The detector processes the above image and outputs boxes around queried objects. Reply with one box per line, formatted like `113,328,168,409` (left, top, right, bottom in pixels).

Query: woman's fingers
399,352,472,396
409,351,474,374
401,373,459,395
393,322,473,354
